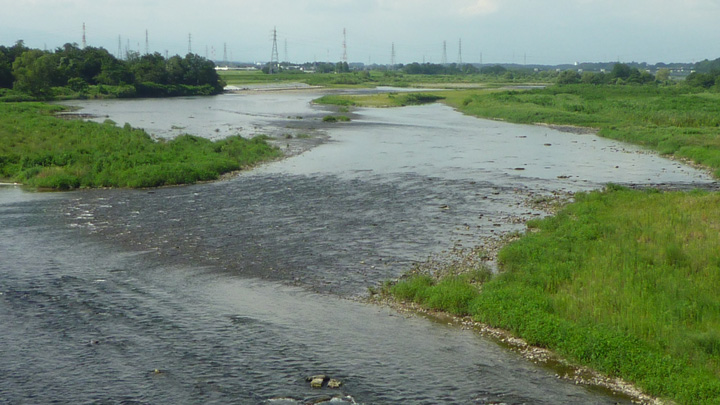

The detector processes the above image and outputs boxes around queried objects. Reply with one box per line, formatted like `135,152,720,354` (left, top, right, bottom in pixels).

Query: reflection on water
3,92,714,403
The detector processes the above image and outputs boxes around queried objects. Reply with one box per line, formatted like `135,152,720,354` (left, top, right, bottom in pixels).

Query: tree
12,49,59,97
557,70,581,84
480,65,506,75
1,40,29,88
181,53,219,87
130,52,169,84
685,72,717,89
610,63,632,80
0,50,12,88
581,71,606,85
655,68,670,82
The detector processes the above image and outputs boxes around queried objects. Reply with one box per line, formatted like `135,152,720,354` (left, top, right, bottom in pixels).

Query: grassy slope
0,102,281,189
383,84,720,404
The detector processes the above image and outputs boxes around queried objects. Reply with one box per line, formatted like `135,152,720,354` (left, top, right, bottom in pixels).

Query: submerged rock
310,377,325,388
327,379,342,389
307,375,328,388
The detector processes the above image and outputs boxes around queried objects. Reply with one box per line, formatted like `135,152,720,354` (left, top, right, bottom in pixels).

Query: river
1,91,714,404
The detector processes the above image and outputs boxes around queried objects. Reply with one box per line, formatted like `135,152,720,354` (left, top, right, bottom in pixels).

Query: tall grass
388,187,720,404
0,102,280,189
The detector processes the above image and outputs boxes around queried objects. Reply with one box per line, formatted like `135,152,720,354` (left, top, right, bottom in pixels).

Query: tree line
0,41,225,99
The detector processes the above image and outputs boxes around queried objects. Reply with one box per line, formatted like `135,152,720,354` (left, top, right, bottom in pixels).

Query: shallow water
2,92,715,403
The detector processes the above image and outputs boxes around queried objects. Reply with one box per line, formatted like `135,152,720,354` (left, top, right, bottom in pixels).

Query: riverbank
353,84,720,403
380,186,720,405
366,190,659,404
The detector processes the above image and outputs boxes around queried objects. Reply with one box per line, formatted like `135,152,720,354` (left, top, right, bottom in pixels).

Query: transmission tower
284,39,288,63
269,27,280,73
390,42,396,69
145,30,149,55
457,39,463,65
224,43,228,63
82,23,87,49
117,35,122,59
342,28,348,64
441,40,447,65
188,33,192,54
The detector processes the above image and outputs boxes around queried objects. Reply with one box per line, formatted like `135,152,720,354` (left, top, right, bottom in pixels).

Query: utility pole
270,27,279,73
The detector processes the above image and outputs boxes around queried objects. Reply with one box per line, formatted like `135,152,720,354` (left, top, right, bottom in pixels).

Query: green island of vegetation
0,103,280,189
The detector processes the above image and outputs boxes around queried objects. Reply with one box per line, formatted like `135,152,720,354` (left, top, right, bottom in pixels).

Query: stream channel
1,89,716,404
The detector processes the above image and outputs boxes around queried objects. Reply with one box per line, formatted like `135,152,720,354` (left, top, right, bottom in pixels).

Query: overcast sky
2,0,719,65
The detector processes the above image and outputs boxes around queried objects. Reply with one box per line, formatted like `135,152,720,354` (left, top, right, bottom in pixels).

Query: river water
1,91,715,404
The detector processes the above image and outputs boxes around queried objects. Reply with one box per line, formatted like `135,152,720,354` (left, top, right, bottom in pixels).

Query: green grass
0,102,281,189
387,187,720,404
443,85,720,176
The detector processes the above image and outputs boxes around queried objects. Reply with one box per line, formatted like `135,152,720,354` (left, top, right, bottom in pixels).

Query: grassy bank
386,187,720,404
0,102,280,189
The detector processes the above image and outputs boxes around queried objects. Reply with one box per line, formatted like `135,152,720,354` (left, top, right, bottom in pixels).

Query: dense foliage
0,103,280,189
685,57,720,90
0,40,224,99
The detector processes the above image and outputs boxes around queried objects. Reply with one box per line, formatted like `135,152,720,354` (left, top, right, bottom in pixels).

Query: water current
1,90,715,404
